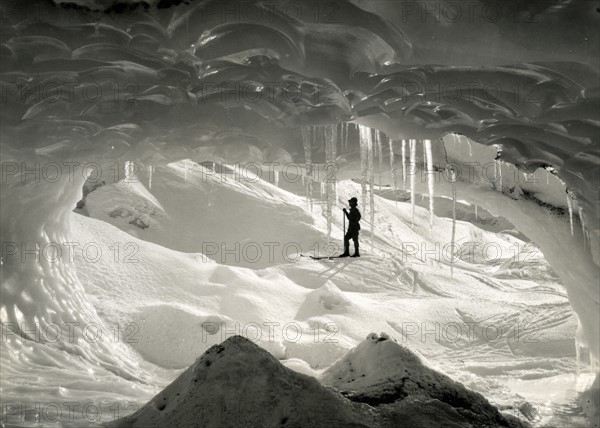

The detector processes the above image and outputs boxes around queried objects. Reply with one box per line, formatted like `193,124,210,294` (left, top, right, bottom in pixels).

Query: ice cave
0,0,599,427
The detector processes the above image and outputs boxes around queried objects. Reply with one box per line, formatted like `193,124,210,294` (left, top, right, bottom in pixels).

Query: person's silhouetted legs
351,235,359,257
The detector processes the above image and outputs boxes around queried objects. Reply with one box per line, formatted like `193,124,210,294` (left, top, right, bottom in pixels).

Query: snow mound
298,281,353,317
321,333,525,428
110,335,526,428
107,336,375,428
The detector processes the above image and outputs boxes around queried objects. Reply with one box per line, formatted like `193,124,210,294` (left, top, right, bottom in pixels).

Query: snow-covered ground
1,159,592,426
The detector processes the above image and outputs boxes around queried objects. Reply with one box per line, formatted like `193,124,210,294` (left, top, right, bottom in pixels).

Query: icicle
409,139,417,228
389,138,397,204
566,192,574,236
495,159,502,192
274,170,279,187
358,125,370,212
324,124,337,240
450,169,457,278
301,126,314,212
376,131,383,189
148,165,153,190
124,160,132,180
368,132,375,249
475,204,478,220
184,159,188,182
424,139,434,235
344,123,349,151
578,205,586,247
460,134,472,157
401,139,407,189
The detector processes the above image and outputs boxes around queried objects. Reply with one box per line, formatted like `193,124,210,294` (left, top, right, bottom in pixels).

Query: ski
300,254,340,260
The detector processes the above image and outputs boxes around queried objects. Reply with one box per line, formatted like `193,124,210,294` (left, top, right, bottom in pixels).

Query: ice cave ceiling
2,0,598,213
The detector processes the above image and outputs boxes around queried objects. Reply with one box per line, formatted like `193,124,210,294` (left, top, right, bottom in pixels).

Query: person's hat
348,197,358,204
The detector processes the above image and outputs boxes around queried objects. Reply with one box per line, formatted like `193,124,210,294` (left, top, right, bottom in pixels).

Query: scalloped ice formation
1,0,598,382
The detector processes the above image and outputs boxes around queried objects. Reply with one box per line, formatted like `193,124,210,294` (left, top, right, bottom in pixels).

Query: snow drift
107,334,525,428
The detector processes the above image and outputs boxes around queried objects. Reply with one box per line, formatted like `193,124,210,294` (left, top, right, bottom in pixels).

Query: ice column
148,165,153,190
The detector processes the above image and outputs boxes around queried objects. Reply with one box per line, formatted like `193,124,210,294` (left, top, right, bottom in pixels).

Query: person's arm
342,208,350,220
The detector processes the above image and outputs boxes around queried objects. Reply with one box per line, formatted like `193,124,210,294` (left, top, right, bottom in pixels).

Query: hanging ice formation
368,130,375,249
578,205,586,247
409,139,417,228
389,138,397,204
376,131,384,189
345,123,350,151
124,160,133,180
450,169,457,278
148,165,153,190
475,204,478,220
495,159,502,192
301,126,314,211
358,125,370,213
460,134,472,157
566,191,574,236
401,139,407,189
340,122,348,153
424,139,435,235
184,159,188,182
324,124,338,240
274,170,279,187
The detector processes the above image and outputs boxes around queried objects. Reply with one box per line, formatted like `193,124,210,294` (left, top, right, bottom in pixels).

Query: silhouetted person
340,197,361,257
